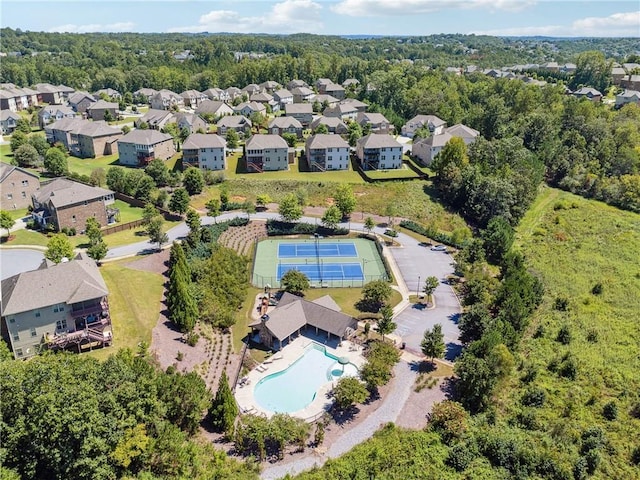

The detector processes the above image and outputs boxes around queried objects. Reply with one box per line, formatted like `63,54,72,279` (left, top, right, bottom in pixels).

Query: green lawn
87,259,164,361
500,187,640,477
66,154,119,177
5,229,49,247
364,165,421,180
112,199,144,223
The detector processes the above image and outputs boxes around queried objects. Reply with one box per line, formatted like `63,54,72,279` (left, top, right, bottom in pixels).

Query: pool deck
235,336,367,421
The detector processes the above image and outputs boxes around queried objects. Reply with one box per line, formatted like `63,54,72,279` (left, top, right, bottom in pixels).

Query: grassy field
66,154,119,177
112,199,144,223
501,186,640,477
364,165,421,180
87,259,164,361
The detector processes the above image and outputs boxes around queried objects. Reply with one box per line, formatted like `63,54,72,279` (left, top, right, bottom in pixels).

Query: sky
2,1,639,37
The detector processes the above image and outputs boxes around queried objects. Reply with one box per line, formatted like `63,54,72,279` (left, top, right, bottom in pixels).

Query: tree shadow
445,342,463,361
330,405,360,426
440,377,457,400
448,312,461,325
412,302,426,310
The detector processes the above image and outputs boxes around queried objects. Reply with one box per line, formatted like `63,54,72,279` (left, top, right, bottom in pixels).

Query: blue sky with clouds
2,1,639,37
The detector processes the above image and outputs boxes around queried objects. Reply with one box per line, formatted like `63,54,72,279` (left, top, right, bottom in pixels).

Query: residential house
68,91,97,113
621,75,640,91
180,90,208,109
225,87,243,102
342,78,360,90
196,100,234,119
133,88,157,102
34,83,68,104
136,109,176,130
0,84,39,111
412,123,479,166
273,88,294,107
68,121,122,158
259,81,281,94
286,79,309,91
149,89,184,110
1,252,112,360
268,116,303,138
242,84,262,96
95,88,122,100
284,103,314,127
250,92,278,112
401,114,447,137
324,83,346,100
0,163,40,210
315,78,333,92
216,115,252,136
174,112,208,134
356,134,403,170
561,63,577,73
312,94,339,108
244,134,291,173
323,102,358,122
234,101,266,118
305,134,350,171
182,133,226,170
32,178,116,231
341,98,368,112
203,87,228,102
117,130,176,167
0,110,21,135
57,85,75,100
0,90,18,112
38,105,76,129
572,87,602,102
291,87,314,103
44,118,87,148
309,116,348,135
357,112,394,134
615,89,640,108
248,292,356,350
86,100,119,121
612,66,627,84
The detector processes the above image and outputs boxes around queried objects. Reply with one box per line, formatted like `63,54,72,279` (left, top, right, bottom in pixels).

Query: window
12,332,19,341
35,311,40,318
8,317,15,324
6,193,12,200
22,180,28,186
21,192,26,198
328,156,333,161
72,215,76,223
15,348,23,357
30,328,37,337
56,319,67,331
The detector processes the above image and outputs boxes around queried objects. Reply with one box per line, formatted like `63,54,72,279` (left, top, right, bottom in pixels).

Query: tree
255,193,271,209
571,50,611,92
314,123,329,134
168,188,190,215
205,198,221,222
183,168,204,196
90,168,106,187
423,276,439,302
15,117,32,134
147,216,169,251
364,216,376,235
334,184,356,218
9,131,27,153
209,371,238,437
45,233,74,264
43,148,68,176
225,129,239,149
332,377,368,410
134,174,156,202
0,211,14,238
85,217,102,244
145,158,171,186
103,109,114,122
14,144,40,169
242,200,255,220
376,304,396,340
358,279,392,312
321,205,342,230
282,133,298,147
278,192,303,222
458,304,492,345
431,137,468,178
87,240,108,264
185,208,201,233
481,216,515,265
421,323,445,365
142,203,160,227
428,401,469,445
348,121,363,147
28,135,49,157
280,269,310,296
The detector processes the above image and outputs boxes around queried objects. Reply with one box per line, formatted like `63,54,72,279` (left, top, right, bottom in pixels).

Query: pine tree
166,243,197,332
209,371,238,437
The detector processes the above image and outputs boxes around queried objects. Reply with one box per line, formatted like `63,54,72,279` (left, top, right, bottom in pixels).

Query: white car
430,245,447,251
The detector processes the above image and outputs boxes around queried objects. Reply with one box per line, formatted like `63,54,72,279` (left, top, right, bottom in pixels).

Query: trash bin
401,342,406,350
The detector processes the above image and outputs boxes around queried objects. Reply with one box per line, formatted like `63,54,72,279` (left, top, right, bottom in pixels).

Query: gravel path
260,360,416,480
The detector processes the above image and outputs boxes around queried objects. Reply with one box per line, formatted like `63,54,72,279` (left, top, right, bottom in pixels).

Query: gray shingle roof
217,115,251,128
358,134,402,149
285,103,313,114
182,133,225,150
0,163,39,183
87,99,118,110
34,178,114,209
119,129,173,146
1,252,108,316
245,134,288,150
74,120,121,138
268,117,303,129
305,134,349,150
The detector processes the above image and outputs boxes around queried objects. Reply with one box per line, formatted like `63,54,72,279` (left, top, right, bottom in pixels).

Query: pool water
254,344,358,414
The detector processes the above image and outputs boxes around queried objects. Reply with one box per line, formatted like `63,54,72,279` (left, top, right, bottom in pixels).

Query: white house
401,114,447,137
182,133,226,171
305,134,350,171
245,134,291,173
356,134,403,170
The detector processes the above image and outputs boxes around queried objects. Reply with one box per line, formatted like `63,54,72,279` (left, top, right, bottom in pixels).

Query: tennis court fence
251,272,389,289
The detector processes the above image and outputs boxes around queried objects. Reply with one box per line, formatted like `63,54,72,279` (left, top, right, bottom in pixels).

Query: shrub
520,365,538,384
559,356,577,380
446,442,478,471
399,219,467,248
631,446,640,465
186,331,200,347
573,456,588,480
522,387,546,407
554,296,569,311
602,401,618,420
584,449,601,475
591,282,603,295
556,325,572,345
586,329,599,343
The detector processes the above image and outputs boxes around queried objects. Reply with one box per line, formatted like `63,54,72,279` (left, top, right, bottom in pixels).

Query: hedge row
399,220,466,249
265,219,349,237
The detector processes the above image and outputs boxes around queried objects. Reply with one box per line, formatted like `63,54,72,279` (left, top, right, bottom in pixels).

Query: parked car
418,241,433,247
431,245,447,251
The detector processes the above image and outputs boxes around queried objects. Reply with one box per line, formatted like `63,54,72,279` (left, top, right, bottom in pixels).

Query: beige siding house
117,130,176,166
182,133,226,171
0,164,40,210
245,134,291,173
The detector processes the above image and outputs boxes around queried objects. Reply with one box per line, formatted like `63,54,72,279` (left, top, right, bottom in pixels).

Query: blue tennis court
277,263,364,281
278,242,357,258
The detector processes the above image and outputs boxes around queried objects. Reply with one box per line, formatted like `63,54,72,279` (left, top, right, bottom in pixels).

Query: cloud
168,0,323,33
473,11,640,37
48,22,135,33
331,0,533,17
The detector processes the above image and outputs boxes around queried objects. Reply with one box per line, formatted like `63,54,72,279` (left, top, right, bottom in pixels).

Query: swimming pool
254,343,358,414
